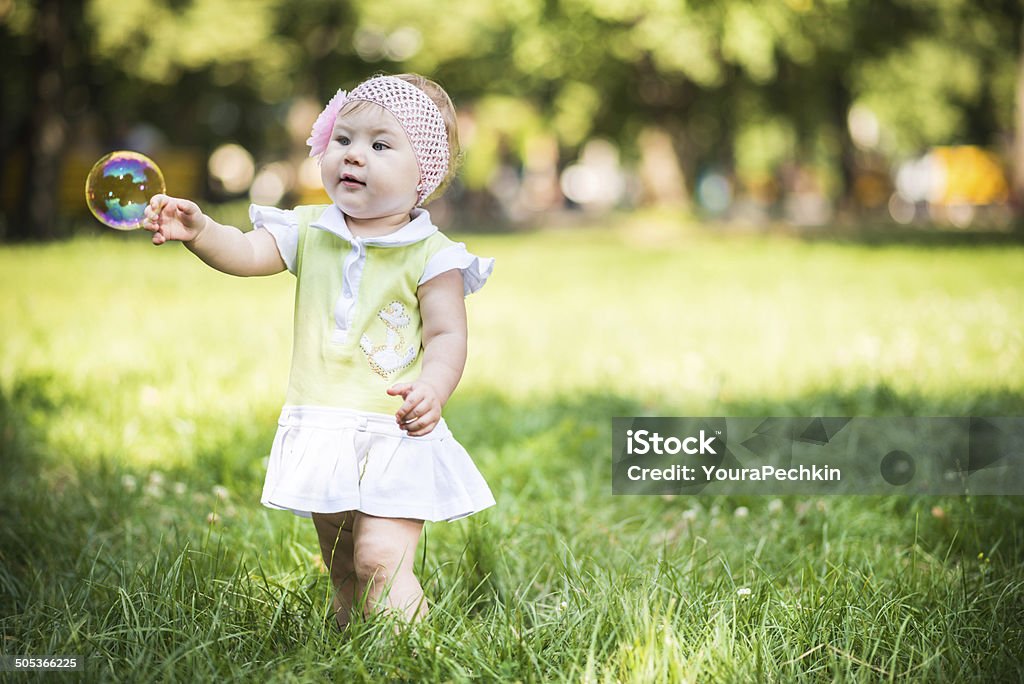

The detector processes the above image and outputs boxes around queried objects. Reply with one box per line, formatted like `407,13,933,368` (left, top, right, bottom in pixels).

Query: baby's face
321,102,420,228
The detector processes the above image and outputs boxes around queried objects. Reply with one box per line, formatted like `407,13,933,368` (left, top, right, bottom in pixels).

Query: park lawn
1,217,1023,681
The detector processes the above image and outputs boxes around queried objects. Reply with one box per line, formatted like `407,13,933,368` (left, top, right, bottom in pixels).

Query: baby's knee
353,558,388,586
353,539,411,585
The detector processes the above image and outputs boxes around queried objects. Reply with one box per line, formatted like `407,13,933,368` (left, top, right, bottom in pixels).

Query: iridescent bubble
85,151,166,230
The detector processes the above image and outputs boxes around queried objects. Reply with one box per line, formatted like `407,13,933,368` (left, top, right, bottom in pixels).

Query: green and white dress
252,203,495,522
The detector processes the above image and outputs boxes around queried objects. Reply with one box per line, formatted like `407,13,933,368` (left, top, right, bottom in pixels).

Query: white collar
310,204,438,247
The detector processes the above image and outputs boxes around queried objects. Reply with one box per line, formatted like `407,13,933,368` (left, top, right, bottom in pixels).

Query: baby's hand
388,381,442,436
142,193,207,245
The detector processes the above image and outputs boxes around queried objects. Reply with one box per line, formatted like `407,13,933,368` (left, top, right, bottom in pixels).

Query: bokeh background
1,0,1022,236
2,1,1024,681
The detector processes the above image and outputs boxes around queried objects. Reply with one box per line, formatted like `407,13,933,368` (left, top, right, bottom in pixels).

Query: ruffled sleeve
249,204,299,274
419,243,494,296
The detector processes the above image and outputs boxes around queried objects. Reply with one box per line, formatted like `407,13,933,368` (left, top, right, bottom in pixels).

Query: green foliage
734,117,797,180
856,39,982,153
3,0,1021,230
85,0,293,87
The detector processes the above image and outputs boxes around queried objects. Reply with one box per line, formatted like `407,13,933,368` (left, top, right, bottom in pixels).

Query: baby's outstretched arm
388,269,467,436
143,194,285,277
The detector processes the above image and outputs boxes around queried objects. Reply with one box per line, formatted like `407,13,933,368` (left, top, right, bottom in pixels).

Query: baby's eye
372,141,389,151
335,136,350,145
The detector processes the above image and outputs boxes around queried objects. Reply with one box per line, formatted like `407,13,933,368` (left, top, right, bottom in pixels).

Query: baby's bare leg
352,512,427,622
311,511,356,629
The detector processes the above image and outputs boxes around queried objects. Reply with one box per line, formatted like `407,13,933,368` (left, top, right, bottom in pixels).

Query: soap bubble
85,151,165,230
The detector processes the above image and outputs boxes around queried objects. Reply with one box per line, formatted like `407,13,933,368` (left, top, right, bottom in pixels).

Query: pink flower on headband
307,76,451,205
306,88,348,159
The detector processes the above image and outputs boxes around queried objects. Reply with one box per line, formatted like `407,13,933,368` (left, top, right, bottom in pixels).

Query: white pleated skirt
260,405,496,522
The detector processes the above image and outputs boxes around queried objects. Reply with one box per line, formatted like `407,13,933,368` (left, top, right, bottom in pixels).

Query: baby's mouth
341,174,365,186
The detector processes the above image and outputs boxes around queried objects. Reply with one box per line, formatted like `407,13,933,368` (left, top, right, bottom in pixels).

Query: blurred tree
853,0,1021,154
83,0,303,149
338,0,938,207
0,0,86,240
1014,16,1024,203
1,0,312,239
2,0,1022,239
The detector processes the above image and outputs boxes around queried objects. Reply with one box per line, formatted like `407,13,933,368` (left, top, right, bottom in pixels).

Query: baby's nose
344,144,366,164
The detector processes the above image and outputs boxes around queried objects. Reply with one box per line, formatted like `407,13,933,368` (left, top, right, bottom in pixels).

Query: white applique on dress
360,301,418,378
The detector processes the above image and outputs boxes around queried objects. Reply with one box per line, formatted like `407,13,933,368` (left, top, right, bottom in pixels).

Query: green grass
1,215,1023,681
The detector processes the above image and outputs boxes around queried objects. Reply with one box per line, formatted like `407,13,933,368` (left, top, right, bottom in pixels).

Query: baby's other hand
142,194,207,245
388,381,442,436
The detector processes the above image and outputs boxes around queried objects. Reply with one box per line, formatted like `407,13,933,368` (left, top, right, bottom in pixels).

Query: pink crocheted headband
307,76,451,205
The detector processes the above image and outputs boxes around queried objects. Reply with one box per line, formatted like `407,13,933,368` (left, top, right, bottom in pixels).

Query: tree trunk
832,77,856,216
1014,17,1024,212
15,0,66,241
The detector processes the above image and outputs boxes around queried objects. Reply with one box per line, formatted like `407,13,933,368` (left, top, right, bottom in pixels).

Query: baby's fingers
175,198,202,221
142,208,165,245
389,384,418,419
405,409,440,436
396,398,423,425
148,193,170,215
399,395,431,423
387,383,413,398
